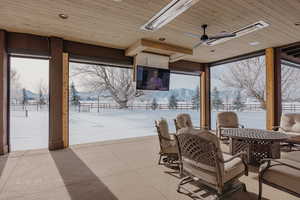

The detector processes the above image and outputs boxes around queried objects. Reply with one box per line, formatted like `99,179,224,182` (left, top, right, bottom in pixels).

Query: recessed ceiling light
58,14,68,19
159,37,166,42
249,41,260,46
295,22,300,26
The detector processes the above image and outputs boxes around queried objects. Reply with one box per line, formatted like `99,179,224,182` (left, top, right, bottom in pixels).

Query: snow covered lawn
10,109,266,151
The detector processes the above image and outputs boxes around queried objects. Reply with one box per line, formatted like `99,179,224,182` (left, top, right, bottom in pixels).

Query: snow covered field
10,109,267,151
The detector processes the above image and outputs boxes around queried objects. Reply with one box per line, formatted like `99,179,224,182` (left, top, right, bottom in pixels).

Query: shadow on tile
50,149,118,200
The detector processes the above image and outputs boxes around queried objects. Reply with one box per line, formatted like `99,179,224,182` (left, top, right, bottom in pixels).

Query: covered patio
0,136,297,200
0,0,300,199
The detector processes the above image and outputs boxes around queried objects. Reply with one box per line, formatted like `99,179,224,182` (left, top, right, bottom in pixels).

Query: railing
76,102,199,112
9,102,300,112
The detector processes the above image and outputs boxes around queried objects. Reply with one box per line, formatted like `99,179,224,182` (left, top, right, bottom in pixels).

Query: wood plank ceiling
0,0,300,63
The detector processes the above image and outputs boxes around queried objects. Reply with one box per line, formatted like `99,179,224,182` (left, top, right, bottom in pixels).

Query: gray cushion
281,151,300,163
176,113,194,129
217,112,239,128
260,159,300,194
280,113,300,133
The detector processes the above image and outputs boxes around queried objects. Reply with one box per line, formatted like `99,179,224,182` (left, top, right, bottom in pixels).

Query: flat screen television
136,65,170,91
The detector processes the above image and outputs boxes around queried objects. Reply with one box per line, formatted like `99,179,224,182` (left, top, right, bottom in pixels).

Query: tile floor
0,136,298,200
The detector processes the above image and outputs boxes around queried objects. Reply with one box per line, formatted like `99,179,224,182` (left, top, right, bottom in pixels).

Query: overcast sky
10,57,49,93
10,57,200,92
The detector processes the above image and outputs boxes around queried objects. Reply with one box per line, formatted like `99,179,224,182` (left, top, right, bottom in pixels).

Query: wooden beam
64,40,132,67
169,60,204,75
281,52,300,65
62,53,69,148
125,39,193,59
0,30,8,155
7,32,49,56
266,48,282,130
200,65,211,129
210,50,265,67
49,37,65,150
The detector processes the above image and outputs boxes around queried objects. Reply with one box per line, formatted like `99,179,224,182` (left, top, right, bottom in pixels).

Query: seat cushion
182,153,245,185
280,113,300,133
182,160,217,185
223,154,245,183
260,159,300,194
285,132,300,136
281,151,300,163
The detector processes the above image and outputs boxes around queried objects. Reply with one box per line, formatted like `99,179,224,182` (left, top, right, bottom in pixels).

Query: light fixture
58,14,68,19
159,37,166,42
249,41,260,46
207,21,269,46
141,0,199,31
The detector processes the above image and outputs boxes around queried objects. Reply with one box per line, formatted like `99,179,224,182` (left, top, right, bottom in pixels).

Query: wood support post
266,48,282,130
49,37,68,150
200,65,211,129
62,53,69,148
0,31,8,155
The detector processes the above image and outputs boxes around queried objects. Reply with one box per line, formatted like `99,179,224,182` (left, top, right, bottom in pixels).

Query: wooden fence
9,102,300,112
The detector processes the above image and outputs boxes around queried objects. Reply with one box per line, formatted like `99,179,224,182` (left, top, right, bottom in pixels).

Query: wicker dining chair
174,113,203,132
155,119,179,166
216,112,244,139
174,131,248,199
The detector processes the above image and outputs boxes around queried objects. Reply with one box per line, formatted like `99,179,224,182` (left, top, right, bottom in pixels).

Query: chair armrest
238,124,245,128
159,134,175,142
222,152,248,176
194,126,209,130
272,126,281,131
222,152,246,163
272,126,288,132
260,159,300,171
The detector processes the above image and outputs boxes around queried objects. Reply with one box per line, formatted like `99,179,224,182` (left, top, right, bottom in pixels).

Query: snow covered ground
10,109,267,151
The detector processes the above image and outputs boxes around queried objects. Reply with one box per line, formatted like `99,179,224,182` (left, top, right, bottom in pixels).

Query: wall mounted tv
136,65,170,91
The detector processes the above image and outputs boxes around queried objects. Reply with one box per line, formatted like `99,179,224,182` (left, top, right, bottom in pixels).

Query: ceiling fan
185,24,236,48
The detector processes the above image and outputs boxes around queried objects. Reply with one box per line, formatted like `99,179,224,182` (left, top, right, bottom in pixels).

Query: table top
222,128,288,141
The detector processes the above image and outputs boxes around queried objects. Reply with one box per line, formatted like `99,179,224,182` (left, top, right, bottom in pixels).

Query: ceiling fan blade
193,41,204,49
184,32,202,39
209,33,236,40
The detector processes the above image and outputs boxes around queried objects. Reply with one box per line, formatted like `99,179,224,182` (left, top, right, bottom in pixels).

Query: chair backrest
216,112,239,128
155,119,172,152
175,131,224,174
280,113,300,133
175,113,194,131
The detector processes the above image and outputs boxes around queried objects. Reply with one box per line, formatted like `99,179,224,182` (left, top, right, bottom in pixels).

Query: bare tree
71,64,141,108
37,79,48,105
218,57,300,109
10,68,22,104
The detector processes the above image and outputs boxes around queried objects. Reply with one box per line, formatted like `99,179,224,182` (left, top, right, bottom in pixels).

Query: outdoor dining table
222,128,289,165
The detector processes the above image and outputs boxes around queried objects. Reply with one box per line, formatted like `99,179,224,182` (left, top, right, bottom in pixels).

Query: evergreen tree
168,94,178,109
232,90,245,111
22,88,28,105
192,85,200,110
151,98,158,110
70,82,80,105
211,87,223,111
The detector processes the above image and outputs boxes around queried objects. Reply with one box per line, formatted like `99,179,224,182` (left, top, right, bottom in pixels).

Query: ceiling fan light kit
141,0,199,31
